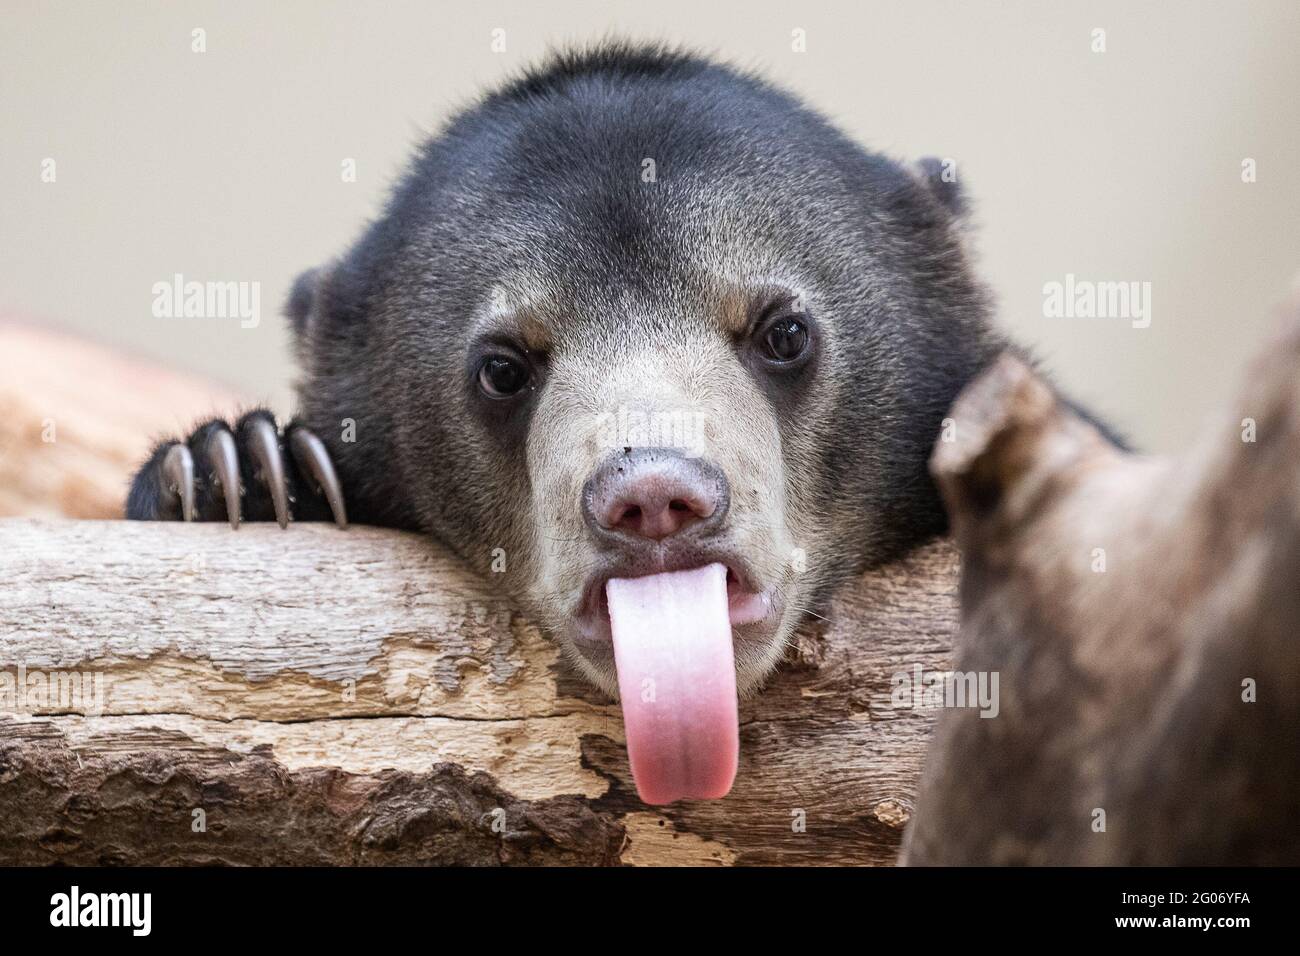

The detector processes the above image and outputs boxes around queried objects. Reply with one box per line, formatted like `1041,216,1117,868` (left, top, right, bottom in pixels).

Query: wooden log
0,519,958,865
0,321,245,519
904,304,1300,865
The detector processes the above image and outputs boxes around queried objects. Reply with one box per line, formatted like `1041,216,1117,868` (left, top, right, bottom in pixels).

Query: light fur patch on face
522,317,802,695
475,280,554,354
714,279,815,336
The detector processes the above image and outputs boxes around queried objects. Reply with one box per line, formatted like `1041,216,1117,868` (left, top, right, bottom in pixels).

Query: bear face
282,44,1002,698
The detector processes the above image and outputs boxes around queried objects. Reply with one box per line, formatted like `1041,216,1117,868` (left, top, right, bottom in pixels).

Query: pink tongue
606,563,739,805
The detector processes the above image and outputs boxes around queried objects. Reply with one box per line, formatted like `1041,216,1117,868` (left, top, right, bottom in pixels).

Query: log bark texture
0,519,958,865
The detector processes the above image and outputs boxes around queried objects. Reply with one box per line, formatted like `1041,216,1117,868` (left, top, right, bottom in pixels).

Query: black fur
288,44,999,565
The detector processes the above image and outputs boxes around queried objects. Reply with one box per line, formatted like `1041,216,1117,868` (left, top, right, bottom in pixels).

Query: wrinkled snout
582,448,730,543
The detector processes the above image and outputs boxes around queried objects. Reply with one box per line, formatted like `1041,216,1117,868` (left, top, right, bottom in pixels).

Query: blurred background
2,1,1298,513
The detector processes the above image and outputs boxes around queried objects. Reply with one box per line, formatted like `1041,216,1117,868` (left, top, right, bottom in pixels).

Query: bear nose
582,448,730,543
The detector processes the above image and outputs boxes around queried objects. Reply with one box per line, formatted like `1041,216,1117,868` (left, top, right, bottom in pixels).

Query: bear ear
285,259,370,352
285,267,322,340
915,156,968,220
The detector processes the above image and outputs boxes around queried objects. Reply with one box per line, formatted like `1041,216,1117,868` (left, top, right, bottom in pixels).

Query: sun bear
129,43,1098,803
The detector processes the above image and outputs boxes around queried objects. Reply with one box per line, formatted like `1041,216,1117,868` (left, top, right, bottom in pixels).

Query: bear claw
127,412,347,529
288,427,348,529
244,416,289,529
161,443,195,523
207,426,242,530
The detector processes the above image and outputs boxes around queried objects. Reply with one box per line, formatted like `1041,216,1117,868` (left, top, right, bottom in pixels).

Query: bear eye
761,317,810,363
478,355,530,398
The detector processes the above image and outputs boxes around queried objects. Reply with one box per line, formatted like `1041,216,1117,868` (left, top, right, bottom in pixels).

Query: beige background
3,0,1297,452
